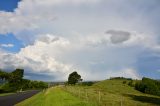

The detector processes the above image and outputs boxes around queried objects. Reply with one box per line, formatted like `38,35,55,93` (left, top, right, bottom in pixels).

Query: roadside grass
16,87,95,106
0,92,15,96
16,79,160,106
64,79,160,106
0,84,15,96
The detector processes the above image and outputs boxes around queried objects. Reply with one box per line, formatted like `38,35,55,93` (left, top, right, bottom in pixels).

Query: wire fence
63,86,127,106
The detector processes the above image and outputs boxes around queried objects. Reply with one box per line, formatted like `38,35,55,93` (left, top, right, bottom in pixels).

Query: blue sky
0,0,20,12
0,0,159,81
0,33,24,52
0,0,22,52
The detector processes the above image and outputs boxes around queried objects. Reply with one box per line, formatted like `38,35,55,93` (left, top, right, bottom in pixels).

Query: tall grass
63,80,160,106
16,87,95,106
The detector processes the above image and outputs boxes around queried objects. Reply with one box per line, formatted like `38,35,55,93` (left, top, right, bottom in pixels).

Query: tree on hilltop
68,71,82,85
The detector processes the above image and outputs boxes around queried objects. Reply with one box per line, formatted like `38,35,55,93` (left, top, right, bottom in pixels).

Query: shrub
123,81,127,84
128,80,135,87
81,82,94,86
135,77,160,96
110,77,132,80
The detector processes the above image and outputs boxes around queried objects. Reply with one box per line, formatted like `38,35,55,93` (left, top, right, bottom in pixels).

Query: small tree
8,69,24,91
0,70,9,81
68,71,82,85
9,69,24,83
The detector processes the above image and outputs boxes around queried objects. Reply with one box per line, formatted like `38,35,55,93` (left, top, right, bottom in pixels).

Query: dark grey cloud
24,71,56,81
106,30,131,44
38,35,60,44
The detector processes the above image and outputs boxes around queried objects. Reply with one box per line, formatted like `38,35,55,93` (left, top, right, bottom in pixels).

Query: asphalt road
0,90,40,106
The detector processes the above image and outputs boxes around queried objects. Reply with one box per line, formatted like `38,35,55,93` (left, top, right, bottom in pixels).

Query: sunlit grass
64,80,160,106
16,80,160,106
16,87,95,106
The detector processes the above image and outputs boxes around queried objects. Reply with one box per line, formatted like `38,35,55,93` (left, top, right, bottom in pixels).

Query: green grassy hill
93,79,139,94
16,79,160,106
65,79,160,106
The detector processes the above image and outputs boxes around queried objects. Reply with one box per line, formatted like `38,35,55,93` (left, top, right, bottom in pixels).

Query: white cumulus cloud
107,68,141,80
0,43,14,48
0,0,160,80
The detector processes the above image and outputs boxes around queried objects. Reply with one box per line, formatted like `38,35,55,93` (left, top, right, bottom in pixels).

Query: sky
0,0,160,81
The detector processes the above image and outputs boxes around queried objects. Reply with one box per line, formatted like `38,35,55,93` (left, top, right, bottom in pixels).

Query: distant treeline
0,69,48,93
110,77,132,80
135,77,160,96
81,81,96,86
110,77,160,96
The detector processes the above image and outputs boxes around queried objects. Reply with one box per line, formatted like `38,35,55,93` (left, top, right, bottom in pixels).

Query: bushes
21,79,48,90
81,81,94,86
29,80,48,89
0,70,9,81
0,83,13,93
0,79,48,93
135,77,160,96
122,80,136,87
122,81,127,84
128,80,137,87
0,69,48,92
110,77,132,80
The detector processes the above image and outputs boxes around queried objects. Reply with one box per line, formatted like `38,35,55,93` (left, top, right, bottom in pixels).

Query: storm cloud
107,30,131,44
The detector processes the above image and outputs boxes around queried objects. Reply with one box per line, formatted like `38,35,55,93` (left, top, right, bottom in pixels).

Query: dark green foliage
7,69,24,91
128,80,135,87
110,77,132,80
123,81,127,84
8,69,24,83
81,81,94,86
135,77,160,96
20,79,48,90
0,69,48,92
0,70,9,81
21,79,31,89
68,71,82,85
0,83,13,93
29,81,48,89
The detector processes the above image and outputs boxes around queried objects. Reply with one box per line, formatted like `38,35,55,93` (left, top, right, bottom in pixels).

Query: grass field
16,79,160,106
16,87,95,106
64,79,160,106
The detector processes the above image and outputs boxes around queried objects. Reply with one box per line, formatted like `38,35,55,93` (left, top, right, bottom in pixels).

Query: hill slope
65,79,160,106
16,79,160,106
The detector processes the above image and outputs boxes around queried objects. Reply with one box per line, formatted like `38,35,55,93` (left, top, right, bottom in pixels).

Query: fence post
99,91,101,104
79,89,80,98
121,96,123,106
86,90,88,102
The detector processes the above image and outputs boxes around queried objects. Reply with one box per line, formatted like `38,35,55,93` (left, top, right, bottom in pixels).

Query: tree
9,69,24,83
8,69,24,90
135,77,160,96
68,71,82,85
0,70,9,81
0,69,47,92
